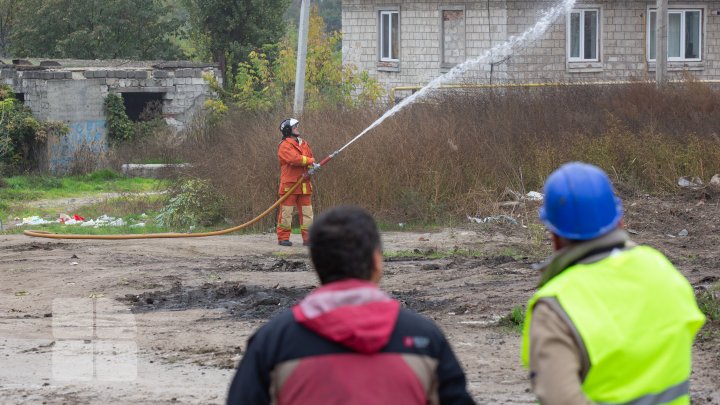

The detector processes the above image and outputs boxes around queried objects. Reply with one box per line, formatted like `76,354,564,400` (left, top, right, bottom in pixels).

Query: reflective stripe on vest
522,246,705,404
597,380,688,405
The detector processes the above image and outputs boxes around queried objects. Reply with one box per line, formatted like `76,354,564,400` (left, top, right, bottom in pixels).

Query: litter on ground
17,214,134,228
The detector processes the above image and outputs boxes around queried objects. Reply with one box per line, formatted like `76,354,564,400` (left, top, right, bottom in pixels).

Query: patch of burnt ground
120,279,459,319
212,257,310,272
5,242,72,252
390,289,459,314
120,281,312,319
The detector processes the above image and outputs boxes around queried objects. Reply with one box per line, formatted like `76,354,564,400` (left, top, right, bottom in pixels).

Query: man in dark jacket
227,205,474,404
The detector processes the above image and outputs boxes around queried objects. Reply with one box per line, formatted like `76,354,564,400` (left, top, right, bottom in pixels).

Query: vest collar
534,228,632,287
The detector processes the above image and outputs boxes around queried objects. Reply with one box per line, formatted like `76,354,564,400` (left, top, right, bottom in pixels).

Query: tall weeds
182,82,720,228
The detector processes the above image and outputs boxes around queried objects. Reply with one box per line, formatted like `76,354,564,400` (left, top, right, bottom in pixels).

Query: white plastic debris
21,214,133,228
710,174,720,187
526,191,544,201
677,176,704,188
130,223,146,228
109,218,125,227
467,215,518,225
678,229,689,237
18,216,57,226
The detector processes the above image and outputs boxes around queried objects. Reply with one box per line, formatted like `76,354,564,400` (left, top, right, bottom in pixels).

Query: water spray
24,0,576,240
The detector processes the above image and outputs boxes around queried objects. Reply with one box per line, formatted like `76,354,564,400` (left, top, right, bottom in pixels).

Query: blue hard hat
539,162,623,240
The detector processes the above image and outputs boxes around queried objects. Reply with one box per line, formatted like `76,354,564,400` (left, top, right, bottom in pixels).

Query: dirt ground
1,191,719,404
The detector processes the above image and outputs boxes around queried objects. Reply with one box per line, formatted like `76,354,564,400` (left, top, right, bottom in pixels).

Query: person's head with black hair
309,205,383,285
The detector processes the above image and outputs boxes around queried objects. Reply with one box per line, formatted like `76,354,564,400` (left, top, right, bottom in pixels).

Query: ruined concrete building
2,59,221,172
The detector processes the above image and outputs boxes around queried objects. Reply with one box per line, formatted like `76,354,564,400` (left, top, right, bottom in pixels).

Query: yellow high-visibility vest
522,246,705,405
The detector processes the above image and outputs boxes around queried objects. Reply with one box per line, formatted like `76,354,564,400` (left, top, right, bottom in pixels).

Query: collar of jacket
280,136,303,148
534,228,632,288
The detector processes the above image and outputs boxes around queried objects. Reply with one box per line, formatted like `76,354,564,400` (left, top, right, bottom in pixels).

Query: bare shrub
182,82,720,227
69,141,105,175
109,126,187,170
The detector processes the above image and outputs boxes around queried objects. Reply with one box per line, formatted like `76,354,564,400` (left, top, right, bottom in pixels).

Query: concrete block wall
343,0,501,94
4,61,221,173
500,0,720,83
343,0,720,97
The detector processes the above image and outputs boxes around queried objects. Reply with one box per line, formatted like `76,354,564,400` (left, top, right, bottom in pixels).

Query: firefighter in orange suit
277,118,318,247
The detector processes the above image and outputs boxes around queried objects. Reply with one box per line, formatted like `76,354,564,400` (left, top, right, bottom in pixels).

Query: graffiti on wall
48,120,107,173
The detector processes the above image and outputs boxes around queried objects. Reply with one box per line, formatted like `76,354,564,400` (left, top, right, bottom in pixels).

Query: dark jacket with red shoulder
227,279,474,405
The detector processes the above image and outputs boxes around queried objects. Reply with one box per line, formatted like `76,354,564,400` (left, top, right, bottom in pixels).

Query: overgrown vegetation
8,0,182,59
698,283,720,323
183,82,720,231
208,6,383,111
155,178,226,229
181,0,290,83
105,94,170,148
498,305,525,333
0,85,67,174
104,94,134,146
0,169,166,220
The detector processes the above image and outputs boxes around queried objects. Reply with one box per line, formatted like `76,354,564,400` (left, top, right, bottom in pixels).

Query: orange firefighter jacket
278,137,315,195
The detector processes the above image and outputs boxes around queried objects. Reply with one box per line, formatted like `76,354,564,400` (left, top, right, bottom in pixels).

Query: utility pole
655,0,668,86
294,0,311,115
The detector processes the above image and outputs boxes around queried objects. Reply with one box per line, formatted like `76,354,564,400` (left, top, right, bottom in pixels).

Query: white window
567,9,599,62
648,9,702,61
379,10,399,61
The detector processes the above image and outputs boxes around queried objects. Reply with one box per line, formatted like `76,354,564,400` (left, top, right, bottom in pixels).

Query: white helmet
280,118,299,138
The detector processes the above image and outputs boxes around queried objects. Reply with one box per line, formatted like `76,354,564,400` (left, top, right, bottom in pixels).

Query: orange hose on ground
23,176,305,240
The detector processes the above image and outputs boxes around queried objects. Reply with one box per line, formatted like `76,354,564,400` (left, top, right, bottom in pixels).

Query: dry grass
180,82,720,229
108,127,188,168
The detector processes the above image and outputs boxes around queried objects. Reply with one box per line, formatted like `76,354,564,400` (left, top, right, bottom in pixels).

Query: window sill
377,61,400,72
647,61,704,72
566,61,603,73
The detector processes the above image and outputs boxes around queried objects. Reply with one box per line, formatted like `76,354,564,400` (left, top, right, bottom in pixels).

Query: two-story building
342,1,720,96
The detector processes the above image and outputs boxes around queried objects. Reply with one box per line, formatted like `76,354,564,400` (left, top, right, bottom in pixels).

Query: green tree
221,7,383,110
285,0,341,34
0,0,19,57
317,0,341,34
9,0,182,59
181,0,291,86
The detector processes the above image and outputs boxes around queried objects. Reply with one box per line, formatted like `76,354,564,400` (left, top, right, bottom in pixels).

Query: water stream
334,0,578,155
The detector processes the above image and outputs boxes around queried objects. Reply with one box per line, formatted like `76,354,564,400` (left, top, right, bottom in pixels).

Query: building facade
2,60,220,172
342,1,720,97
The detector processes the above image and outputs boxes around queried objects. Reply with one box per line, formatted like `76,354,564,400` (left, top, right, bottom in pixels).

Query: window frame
378,9,400,62
647,7,703,62
566,8,600,63
439,5,466,69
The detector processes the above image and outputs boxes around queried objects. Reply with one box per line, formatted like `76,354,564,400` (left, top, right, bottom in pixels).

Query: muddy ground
1,191,719,404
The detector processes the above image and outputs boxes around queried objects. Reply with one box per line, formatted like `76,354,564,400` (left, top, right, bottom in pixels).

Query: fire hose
23,153,338,240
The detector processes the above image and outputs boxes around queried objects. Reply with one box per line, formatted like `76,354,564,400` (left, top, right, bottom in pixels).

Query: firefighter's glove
308,162,321,174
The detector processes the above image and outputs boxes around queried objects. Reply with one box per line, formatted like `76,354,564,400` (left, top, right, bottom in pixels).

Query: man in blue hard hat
521,162,705,405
